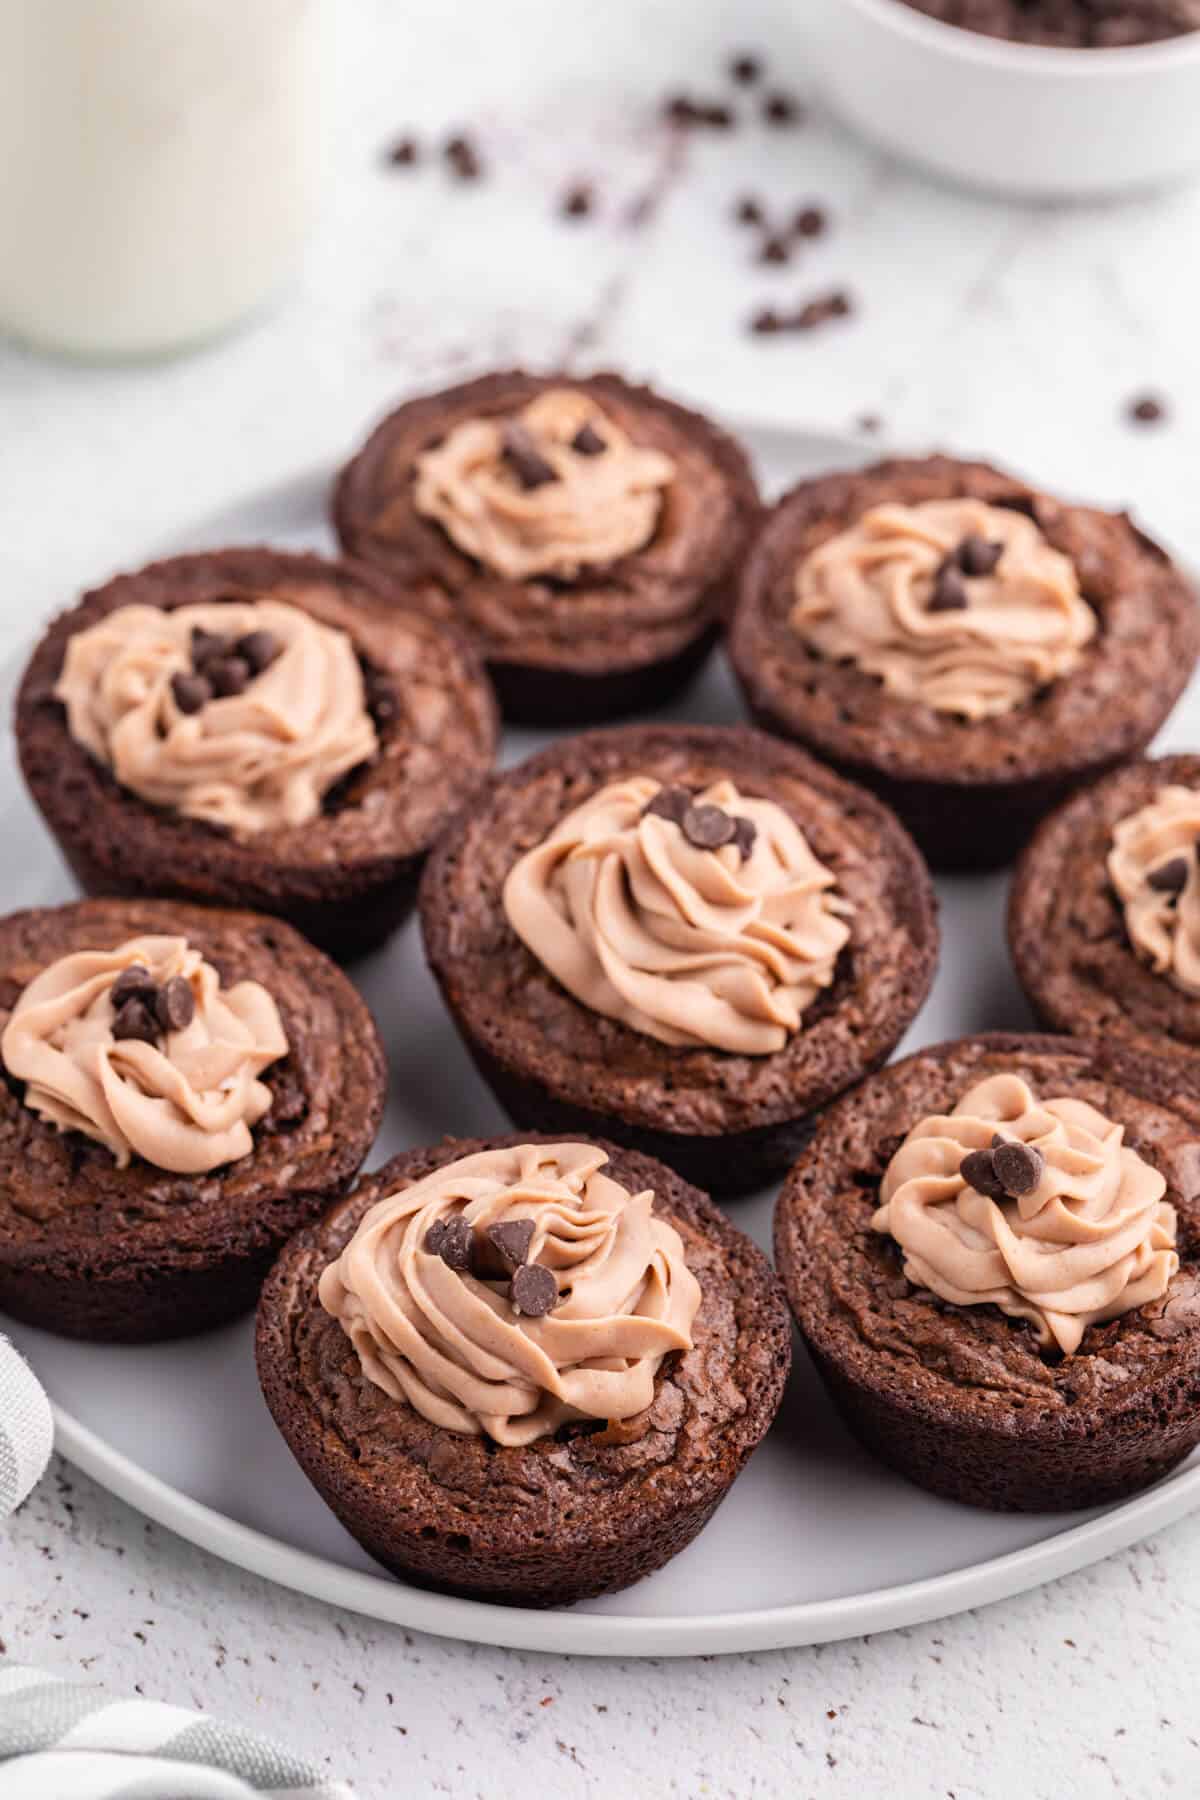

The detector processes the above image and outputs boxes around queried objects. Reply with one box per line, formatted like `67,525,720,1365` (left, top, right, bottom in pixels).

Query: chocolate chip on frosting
992,1137,1045,1197
435,1214,472,1272
1147,853,1191,895
111,964,156,1008
191,627,231,668
682,803,737,850
929,562,970,613
959,1147,1007,1200
423,1219,447,1255
111,997,160,1044
732,815,758,859
207,655,251,698
156,975,196,1034
510,1261,558,1317
643,785,693,825
470,1216,536,1280
170,671,212,715
501,423,558,491
236,629,282,675
957,533,1005,578
571,422,606,456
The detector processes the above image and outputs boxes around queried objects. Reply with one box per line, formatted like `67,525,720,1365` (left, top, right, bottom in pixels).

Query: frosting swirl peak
1107,784,1200,997
873,1073,1178,1354
55,598,379,836
413,388,676,582
318,1142,701,1446
503,775,852,1054
791,498,1096,720
1,935,288,1173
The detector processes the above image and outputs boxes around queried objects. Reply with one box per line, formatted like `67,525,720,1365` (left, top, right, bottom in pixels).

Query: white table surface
4,2,1200,1794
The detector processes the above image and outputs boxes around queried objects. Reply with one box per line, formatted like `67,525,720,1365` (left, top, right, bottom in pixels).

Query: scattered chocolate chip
956,533,1004,578
1148,853,1191,895
759,235,791,266
385,136,419,168
155,975,195,1034
682,803,737,850
170,672,211,715
561,182,593,219
732,816,758,859
471,1217,536,1281
111,964,156,1008
735,195,765,226
643,785,693,825
236,629,281,675
501,423,557,490
435,1214,472,1272
423,1220,447,1255
190,628,231,668
929,563,970,612
444,133,483,181
207,655,251,698
959,1148,1007,1200
993,1139,1045,1198
730,53,762,84
793,205,827,239
112,998,160,1045
571,422,606,457
1127,392,1166,426
510,1262,558,1317
763,91,800,125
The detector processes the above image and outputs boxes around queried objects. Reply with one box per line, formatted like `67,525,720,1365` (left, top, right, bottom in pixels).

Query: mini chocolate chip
510,1262,558,1317
471,1217,536,1281
562,182,593,219
1148,853,1191,895
751,307,782,335
956,534,1004,578
682,803,737,850
759,235,791,266
730,53,761,84
643,785,692,825
1128,393,1166,426
190,628,231,667
170,672,212,715
156,975,195,1034
423,1220,447,1255
959,1148,1007,1201
112,997,160,1045
732,816,758,859
111,964,156,1008
735,196,764,226
436,1214,472,1272
385,136,419,168
993,1140,1045,1198
793,205,827,239
763,91,800,125
501,423,557,490
207,655,251,698
571,422,606,456
236,629,281,675
929,563,969,612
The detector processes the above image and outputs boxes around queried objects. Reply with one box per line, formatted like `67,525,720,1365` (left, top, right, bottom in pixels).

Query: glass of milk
0,0,322,359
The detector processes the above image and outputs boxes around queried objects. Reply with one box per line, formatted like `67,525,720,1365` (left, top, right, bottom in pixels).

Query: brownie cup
775,1032,1200,1512
895,0,1197,48
256,1133,791,1608
729,455,1200,872
16,547,498,961
420,723,939,1196
0,897,385,1342
1010,755,1200,1072
332,371,761,725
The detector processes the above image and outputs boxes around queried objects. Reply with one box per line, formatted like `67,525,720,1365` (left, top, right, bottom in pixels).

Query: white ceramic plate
6,424,1200,1658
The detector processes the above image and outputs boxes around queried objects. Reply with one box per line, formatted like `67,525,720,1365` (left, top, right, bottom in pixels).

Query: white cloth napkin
1,1336,353,1799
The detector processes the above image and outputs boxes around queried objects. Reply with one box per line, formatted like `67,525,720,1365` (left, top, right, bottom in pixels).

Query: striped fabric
1,1338,353,1798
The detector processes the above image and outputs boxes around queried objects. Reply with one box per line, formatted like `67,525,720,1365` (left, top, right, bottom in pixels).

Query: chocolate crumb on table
729,52,763,84
384,136,420,168
750,289,855,336
1127,393,1168,427
444,133,483,181
763,91,802,126
663,92,736,130
561,182,594,220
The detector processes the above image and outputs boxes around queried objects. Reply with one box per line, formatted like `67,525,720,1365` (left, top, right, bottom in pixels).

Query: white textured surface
4,0,1200,1792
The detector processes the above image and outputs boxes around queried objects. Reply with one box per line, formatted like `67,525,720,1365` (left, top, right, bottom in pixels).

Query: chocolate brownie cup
1010,755,1200,1071
775,1032,1200,1512
0,897,384,1342
420,723,938,1196
16,548,498,961
729,455,1200,871
257,1134,791,1607
332,371,761,725
895,0,1199,48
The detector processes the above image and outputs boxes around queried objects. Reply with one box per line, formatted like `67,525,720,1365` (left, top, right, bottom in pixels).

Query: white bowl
806,0,1200,200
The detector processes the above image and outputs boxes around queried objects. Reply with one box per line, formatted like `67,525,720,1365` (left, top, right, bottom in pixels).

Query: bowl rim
839,0,1200,75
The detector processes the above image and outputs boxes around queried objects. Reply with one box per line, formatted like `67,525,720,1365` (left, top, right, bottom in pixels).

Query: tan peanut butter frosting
502,776,852,1055
412,388,676,582
318,1142,701,1446
1107,785,1200,998
790,498,1097,721
1,935,288,1174
55,599,378,836
873,1073,1178,1355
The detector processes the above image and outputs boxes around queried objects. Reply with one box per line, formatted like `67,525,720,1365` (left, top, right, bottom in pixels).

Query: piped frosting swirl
790,498,1096,720
55,598,378,836
873,1073,1178,1354
413,388,676,581
1,935,288,1174
318,1141,701,1446
502,775,852,1054
1107,784,1200,997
